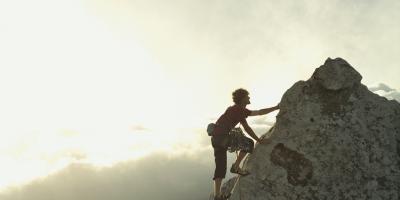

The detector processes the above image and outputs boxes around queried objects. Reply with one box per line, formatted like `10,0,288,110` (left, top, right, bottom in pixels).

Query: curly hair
232,88,249,105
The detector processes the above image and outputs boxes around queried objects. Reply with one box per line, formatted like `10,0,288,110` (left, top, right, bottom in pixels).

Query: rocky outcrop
223,57,400,200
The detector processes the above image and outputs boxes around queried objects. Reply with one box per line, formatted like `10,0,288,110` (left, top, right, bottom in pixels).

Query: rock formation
222,57,400,200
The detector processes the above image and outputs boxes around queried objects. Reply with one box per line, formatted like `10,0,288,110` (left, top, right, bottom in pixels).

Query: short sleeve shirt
212,104,252,135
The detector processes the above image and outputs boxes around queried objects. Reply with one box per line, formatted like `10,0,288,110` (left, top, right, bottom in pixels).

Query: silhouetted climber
210,88,279,200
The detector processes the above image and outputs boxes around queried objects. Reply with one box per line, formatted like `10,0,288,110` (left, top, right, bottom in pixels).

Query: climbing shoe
214,193,231,200
230,164,250,176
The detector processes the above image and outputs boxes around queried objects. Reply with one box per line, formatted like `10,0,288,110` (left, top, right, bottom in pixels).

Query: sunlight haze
0,0,399,195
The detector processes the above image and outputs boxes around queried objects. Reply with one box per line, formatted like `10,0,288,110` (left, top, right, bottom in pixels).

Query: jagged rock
223,57,400,200
310,57,362,90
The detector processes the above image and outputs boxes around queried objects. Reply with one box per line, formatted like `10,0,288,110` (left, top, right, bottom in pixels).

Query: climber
211,88,280,200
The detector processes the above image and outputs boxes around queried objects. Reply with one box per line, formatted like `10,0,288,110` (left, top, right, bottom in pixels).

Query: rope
230,152,249,200
230,124,276,199
231,135,261,200
230,122,257,199
238,153,250,200
229,122,242,200
230,158,246,200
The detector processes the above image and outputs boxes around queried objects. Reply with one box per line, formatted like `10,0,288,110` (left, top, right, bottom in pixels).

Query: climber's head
232,88,250,106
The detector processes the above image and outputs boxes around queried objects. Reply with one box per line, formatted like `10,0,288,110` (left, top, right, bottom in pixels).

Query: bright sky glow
0,0,399,192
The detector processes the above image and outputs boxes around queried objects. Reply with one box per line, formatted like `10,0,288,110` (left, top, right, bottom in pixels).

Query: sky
0,0,399,199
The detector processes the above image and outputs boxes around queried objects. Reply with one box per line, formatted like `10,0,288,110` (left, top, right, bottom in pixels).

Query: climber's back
213,104,251,136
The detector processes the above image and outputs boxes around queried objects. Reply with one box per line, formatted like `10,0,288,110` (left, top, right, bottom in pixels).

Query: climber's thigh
211,134,230,149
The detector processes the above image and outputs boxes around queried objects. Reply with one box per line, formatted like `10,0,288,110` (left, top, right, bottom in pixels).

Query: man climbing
211,88,279,200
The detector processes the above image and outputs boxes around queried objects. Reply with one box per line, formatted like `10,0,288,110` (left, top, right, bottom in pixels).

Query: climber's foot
214,193,231,200
230,164,250,176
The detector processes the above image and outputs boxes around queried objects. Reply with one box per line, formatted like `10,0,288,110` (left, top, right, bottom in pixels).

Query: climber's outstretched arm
249,104,280,116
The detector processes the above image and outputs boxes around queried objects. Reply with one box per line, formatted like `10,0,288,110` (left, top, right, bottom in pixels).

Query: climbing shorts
211,132,254,180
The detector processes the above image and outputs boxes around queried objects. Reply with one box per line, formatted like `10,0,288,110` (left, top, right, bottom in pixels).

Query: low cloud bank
368,83,400,102
0,152,215,200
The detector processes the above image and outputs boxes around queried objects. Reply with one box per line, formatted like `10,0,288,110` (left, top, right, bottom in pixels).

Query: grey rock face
223,57,400,200
310,57,362,90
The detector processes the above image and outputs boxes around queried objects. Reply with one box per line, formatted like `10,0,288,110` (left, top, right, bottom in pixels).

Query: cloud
0,152,217,200
368,83,400,102
249,116,275,127
368,83,395,92
0,130,263,200
91,0,400,90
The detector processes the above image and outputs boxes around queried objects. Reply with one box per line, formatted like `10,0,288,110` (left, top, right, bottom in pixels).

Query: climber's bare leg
233,150,247,169
214,178,222,197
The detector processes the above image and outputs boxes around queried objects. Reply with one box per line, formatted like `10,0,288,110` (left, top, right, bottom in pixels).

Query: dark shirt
213,104,251,135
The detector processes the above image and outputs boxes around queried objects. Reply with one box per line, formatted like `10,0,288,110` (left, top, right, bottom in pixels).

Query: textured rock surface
222,57,400,200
